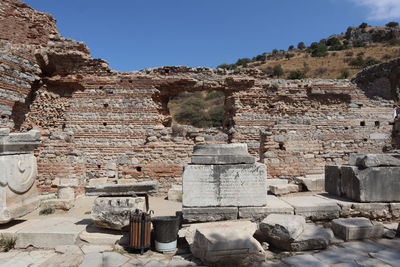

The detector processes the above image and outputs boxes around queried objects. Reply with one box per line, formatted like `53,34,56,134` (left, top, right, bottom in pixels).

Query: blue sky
25,0,400,72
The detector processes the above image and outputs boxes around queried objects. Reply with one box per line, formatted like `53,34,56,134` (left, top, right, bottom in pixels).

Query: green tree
288,71,306,79
297,42,306,50
235,58,252,67
359,22,368,28
386,21,399,28
272,65,284,77
311,44,328,57
352,40,366,48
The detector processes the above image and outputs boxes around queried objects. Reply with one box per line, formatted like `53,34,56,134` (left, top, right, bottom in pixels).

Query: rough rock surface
356,154,400,168
259,214,333,251
259,214,306,242
185,220,265,265
91,196,145,230
325,164,400,202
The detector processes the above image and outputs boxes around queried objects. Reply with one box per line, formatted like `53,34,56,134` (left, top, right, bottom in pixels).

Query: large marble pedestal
0,129,41,223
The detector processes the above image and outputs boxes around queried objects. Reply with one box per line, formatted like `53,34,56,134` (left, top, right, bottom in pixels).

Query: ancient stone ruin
0,128,40,223
326,153,400,202
182,144,267,222
0,1,399,266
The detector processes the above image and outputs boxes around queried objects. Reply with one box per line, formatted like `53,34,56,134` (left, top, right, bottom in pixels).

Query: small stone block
269,184,299,196
331,217,384,241
281,196,340,221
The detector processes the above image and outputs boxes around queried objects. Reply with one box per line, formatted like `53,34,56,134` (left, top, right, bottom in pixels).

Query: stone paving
0,195,399,266
0,237,399,266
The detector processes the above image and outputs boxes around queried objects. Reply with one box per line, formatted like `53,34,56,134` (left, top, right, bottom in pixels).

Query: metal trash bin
129,209,152,254
152,216,179,252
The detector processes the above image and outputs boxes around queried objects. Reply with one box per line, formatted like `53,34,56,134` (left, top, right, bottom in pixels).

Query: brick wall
0,0,396,194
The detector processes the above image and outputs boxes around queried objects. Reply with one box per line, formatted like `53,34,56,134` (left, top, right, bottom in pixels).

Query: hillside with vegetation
217,22,400,79
172,22,400,128
168,90,225,128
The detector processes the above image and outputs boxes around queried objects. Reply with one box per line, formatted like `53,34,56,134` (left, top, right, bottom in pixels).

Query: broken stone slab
167,184,182,202
269,184,299,196
349,153,400,168
265,223,333,251
0,129,41,155
289,224,334,251
183,163,267,207
79,224,123,245
40,199,75,211
331,217,384,241
91,196,145,230
182,207,238,223
15,217,87,248
297,174,325,192
266,178,288,191
325,165,400,202
281,196,340,221
259,214,306,242
85,181,158,196
185,220,265,265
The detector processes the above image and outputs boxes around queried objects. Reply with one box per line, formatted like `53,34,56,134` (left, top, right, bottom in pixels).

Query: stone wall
0,0,396,194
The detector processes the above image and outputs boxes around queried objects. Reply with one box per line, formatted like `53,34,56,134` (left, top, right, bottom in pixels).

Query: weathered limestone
281,196,340,220
167,184,182,202
259,214,333,251
269,184,299,196
0,129,41,224
191,144,255,164
297,174,325,192
185,220,265,265
349,153,400,168
183,163,267,207
259,214,306,242
182,144,267,222
182,207,238,223
85,181,158,196
331,217,384,241
91,196,146,230
14,217,87,248
326,154,400,202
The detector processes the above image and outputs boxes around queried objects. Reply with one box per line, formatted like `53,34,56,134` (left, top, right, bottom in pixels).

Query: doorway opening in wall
167,90,225,128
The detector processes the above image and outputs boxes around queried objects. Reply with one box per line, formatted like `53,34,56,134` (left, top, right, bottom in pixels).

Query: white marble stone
183,163,267,207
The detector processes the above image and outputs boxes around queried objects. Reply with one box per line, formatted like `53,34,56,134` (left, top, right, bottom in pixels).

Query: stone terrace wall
0,0,395,194
21,68,393,193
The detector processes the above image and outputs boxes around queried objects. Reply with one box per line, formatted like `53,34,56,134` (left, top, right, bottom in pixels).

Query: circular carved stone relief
6,154,37,194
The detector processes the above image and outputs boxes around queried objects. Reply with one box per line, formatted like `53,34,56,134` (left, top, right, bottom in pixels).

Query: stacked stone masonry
0,0,397,194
